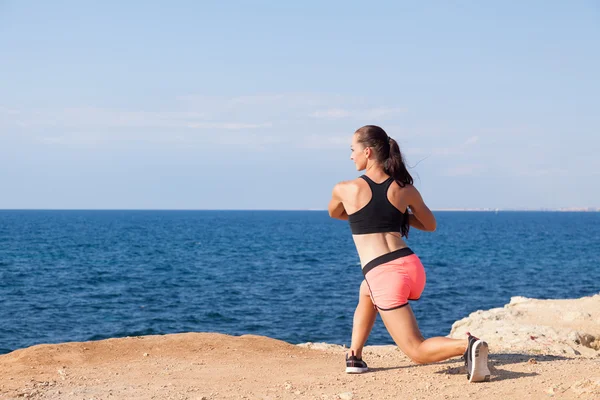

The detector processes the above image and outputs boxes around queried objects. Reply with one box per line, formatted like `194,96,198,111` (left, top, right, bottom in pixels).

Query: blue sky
1,1,598,209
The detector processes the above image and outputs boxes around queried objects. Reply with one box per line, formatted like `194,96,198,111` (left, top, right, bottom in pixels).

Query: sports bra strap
360,175,394,187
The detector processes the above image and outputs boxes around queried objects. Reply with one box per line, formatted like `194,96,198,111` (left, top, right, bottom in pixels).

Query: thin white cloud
309,106,407,120
33,133,187,146
228,94,287,106
362,107,408,119
512,168,569,177
8,107,209,128
309,109,351,119
2,93,406,148
0,106,19,115
463,136,479,146
186,122,272,130
33,129,284,150
2,106,272,135
300,135,349,149
407,136,480,157
442,164,484,176
177,93,364,119
212,133,284,147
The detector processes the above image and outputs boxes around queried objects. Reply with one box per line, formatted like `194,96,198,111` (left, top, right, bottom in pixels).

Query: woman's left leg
347,280,377,359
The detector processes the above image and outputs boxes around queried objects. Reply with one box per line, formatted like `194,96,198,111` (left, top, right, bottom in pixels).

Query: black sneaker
463,332,491,382
345,351,368,374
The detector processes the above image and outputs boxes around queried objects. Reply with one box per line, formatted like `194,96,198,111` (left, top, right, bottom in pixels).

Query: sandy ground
1,333,600,400
2,294,600,399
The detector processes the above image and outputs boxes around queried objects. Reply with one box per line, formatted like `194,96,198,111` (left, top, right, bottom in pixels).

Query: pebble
339,392,354,400
545,386,557,396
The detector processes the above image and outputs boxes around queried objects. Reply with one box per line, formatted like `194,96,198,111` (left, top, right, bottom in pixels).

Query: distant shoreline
432,208,600,212
0,208,599,212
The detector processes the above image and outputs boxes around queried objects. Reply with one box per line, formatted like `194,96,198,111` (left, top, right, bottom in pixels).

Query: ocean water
0,210,599,355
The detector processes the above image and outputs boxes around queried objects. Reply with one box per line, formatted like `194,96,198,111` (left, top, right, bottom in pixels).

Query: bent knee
409,355,428,364
402,347,428,364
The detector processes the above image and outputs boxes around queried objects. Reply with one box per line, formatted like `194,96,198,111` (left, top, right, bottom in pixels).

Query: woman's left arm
328,183,349,220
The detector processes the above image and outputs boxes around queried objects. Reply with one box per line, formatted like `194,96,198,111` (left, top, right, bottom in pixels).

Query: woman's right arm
407,186,437,231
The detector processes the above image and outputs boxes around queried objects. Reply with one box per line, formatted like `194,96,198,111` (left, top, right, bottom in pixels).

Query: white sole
468,340,491,383
345,367,368,374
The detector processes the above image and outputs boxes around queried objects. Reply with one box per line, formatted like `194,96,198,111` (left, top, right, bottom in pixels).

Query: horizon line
0,208,599,212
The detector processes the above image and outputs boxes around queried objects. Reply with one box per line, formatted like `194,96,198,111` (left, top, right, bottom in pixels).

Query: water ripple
0,210,598,354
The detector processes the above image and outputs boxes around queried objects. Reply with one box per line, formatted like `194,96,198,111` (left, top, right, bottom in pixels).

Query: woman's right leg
379,304,467,364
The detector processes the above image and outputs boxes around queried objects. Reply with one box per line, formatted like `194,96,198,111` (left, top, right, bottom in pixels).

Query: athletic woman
328,125,490,382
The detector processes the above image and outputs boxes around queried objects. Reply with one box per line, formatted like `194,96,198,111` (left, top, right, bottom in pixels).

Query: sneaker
345,351,368,374
463,332,491,383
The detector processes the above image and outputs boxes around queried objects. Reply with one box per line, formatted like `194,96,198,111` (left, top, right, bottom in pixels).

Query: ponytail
385,138,413,187
385,137,413,237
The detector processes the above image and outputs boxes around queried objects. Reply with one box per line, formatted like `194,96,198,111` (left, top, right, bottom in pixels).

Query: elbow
426,218,437,232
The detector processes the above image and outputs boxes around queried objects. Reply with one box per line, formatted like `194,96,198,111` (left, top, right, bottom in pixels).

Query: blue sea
1,210,599,355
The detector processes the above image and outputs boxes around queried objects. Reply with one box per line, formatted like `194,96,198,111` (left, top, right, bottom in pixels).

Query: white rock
509,296,531,305
449,294,600,357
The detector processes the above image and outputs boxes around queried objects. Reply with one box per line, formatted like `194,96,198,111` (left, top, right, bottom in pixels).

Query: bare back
339,174,413,267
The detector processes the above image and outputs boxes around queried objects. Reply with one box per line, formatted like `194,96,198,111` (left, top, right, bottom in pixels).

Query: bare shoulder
333,179,362,198
336,178,365,188
389,182,423,207
391,181,418,195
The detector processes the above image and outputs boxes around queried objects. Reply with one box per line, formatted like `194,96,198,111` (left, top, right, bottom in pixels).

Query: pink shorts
362,248,426,311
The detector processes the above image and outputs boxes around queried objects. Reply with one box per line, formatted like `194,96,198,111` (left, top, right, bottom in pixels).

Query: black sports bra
347,175,406,235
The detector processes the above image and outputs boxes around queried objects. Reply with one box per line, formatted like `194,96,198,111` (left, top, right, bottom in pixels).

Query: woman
328,125,490,383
